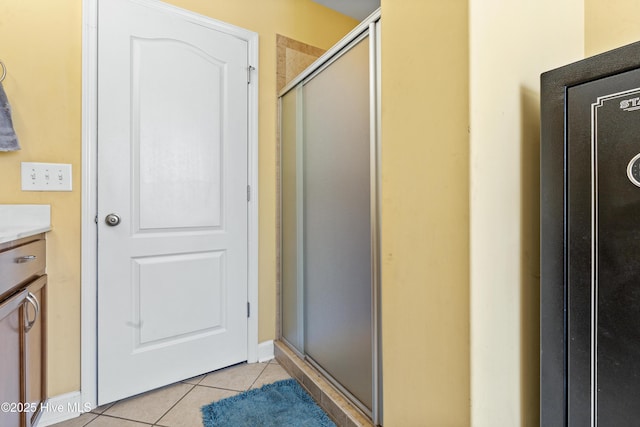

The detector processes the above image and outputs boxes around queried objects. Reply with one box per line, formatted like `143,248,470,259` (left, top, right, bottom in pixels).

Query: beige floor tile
198,362,267,391
83,415,151,426
49,412,99,427
102,382,193,424
155,385,238,427
48,358,353,427
251,363,292,389
180,374,205,385
90,402,115,414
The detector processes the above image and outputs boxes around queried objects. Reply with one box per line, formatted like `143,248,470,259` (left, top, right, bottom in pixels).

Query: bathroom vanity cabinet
0,233,47,427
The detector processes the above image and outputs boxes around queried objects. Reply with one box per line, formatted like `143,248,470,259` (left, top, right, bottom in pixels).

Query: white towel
0,82,20,152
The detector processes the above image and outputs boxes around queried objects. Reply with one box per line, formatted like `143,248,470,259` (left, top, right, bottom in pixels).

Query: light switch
21,162,72,191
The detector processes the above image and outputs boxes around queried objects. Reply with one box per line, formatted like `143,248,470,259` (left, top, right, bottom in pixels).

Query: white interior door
97,0,251,404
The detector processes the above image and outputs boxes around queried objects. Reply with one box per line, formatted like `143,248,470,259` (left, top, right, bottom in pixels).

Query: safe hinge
247,185,251,202
247,65,255,84
247,302,251,318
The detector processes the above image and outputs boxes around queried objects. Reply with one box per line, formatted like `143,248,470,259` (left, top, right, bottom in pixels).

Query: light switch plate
21,162,73,191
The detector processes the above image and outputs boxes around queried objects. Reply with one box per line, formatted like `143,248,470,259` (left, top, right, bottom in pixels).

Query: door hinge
247,65,255,84
247,302,251,318
247,185,251,202
94,214,98,224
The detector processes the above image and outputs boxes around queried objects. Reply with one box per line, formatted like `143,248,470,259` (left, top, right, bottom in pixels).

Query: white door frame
80,0,259,409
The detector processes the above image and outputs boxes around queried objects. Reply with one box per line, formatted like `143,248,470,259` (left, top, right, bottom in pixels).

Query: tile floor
51,360,291,427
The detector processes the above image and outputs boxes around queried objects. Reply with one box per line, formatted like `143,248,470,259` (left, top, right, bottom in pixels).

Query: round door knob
105,214,121,226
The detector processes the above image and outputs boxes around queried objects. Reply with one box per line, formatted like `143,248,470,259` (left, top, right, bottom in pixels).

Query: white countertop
0,205,51,244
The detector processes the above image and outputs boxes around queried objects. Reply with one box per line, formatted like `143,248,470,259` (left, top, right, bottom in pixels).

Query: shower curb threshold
274,340,375,427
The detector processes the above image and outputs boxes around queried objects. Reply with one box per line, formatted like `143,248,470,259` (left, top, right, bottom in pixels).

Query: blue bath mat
201,378,336,427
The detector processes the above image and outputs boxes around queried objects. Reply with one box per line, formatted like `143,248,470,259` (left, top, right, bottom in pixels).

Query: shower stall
278,11,381,424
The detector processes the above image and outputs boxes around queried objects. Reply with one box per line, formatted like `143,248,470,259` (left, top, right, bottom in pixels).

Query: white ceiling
310,0,380,21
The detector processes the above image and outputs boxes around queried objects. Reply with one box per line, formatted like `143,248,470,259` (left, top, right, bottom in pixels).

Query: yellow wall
0,0,82,397
469,1,583,426
585,0,640,55
380,0,584,425
380,1,470,425
0,0,355,398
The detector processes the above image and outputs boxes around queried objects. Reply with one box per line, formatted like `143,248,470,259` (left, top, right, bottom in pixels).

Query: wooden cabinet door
0,290,27,427
23,275,46,427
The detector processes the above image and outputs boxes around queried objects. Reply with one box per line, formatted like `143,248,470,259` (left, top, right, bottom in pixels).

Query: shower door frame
277,9,382,426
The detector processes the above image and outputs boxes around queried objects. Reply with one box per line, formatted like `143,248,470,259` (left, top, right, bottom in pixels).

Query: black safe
542,42,640,426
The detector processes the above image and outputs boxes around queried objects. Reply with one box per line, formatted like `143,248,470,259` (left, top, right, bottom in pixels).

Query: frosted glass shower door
280,88,304,352
303,36,372,410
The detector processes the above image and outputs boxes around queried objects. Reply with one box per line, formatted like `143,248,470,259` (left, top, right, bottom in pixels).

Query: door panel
594,83,640,426
134,38,224,230
97,0,249,404
24,275,46,427
567,68,640,426
302,36,373,410
0,291,25,427
134,251,225,345
280,88,304,352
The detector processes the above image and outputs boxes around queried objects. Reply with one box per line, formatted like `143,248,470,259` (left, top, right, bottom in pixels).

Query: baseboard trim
37,391,90,426
257,340,274,362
